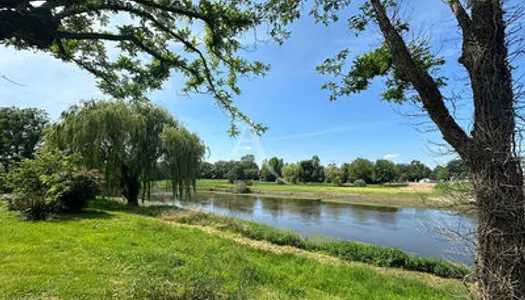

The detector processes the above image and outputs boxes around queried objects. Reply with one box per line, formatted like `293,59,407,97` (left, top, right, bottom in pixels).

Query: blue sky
0,0,488,167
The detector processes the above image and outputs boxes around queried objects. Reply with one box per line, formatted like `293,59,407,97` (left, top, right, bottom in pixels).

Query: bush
275,178,285,185
233,181,251,194
5,150,102,219
353,179,367,187
47,169,103,213
2,193,49,220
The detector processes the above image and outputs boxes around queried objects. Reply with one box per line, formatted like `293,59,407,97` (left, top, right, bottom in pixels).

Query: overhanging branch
370,0,472,156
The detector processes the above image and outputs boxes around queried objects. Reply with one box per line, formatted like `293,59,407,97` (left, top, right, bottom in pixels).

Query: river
165,193,476,264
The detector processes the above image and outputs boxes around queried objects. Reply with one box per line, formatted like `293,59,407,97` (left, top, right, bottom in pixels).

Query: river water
165,193,476,264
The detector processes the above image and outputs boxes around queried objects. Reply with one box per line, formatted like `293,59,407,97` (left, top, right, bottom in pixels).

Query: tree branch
447,0,472,33
369,0,472,157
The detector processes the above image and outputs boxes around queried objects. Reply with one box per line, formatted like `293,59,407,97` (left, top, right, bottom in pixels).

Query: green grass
164,209,470,279
0,199,465,299
190,179,444,208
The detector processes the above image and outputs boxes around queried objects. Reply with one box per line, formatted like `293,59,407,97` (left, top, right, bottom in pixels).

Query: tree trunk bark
470,156,525,300
120,166,140,207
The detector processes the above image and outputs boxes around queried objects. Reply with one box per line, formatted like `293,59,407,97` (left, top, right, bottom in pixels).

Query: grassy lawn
0,200,465,299
193,179,444,208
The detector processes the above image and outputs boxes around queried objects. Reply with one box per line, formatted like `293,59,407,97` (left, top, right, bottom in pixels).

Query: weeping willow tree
161,126,205,199
47,99,204,206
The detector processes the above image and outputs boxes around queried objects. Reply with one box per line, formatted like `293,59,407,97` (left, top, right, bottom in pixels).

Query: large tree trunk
120,166,140,207
470,156,525,299
369,1,525,298
464,2,525,297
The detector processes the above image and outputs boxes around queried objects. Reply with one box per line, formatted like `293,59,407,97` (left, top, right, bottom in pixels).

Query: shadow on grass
50,210,115,222
89,198,180,218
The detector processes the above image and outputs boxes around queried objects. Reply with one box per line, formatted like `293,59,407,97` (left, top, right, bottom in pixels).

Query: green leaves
0,107,48,173
317,41,446,103
47,100,204,203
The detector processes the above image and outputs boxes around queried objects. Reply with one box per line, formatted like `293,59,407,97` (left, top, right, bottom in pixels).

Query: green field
0,200,465,299
193,179,444,208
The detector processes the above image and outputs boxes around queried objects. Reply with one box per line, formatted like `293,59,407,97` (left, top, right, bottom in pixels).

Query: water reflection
170,193,475,264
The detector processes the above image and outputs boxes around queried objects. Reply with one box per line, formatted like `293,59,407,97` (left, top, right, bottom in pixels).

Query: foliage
373,159,398,184
260,157,284,182
4,150,101,219
198,161,214,179
0,107,48,174
239,154,260,180
353,179,367,187
298,155,325,182
161,126,205,199
347,158,374,183
282,163,302,184
397,161,432,182
446,159,467,179
47,100,204,205
0,1,306,135
432,166,450,181
233,181,252,194
324,163,344,186
169,210,470,279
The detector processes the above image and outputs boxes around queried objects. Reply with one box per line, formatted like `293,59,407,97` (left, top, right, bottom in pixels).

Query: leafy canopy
0,0,296,135
0,107,48,173
47,99,204,204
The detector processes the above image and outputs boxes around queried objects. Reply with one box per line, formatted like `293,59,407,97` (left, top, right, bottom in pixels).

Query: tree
373,159,398,184
407,160,432,182
282,163,302,184
324,163,343,186
396,163,411,182
240,154,259,180
298,155,325,182
0,107,48,173
0,0,290,134
198,162,214,179
211,161,230,179
161,126,205,199
446,159,468,179
347,158,373,183
260,157,284,182
47,100,204,206
284,0,525,297
432,166,450,181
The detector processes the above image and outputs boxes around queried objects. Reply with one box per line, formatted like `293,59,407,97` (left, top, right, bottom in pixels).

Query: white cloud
240,146,252,151
384,154,400,160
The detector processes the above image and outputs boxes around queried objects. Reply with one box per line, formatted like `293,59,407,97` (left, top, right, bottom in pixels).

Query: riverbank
190,179,446,209
0,199,467,299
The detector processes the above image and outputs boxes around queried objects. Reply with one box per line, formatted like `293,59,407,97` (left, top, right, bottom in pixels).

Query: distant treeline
197,155,468,185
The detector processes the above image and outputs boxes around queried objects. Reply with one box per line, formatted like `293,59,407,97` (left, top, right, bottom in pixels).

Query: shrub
2,193,48,220
5,150,102,219
275,178,285,185
353,179,367,187
46,169,103,213
233,181,251,194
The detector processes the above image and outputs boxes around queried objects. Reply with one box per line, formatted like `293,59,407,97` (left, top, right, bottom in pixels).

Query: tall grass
165,211,470,279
